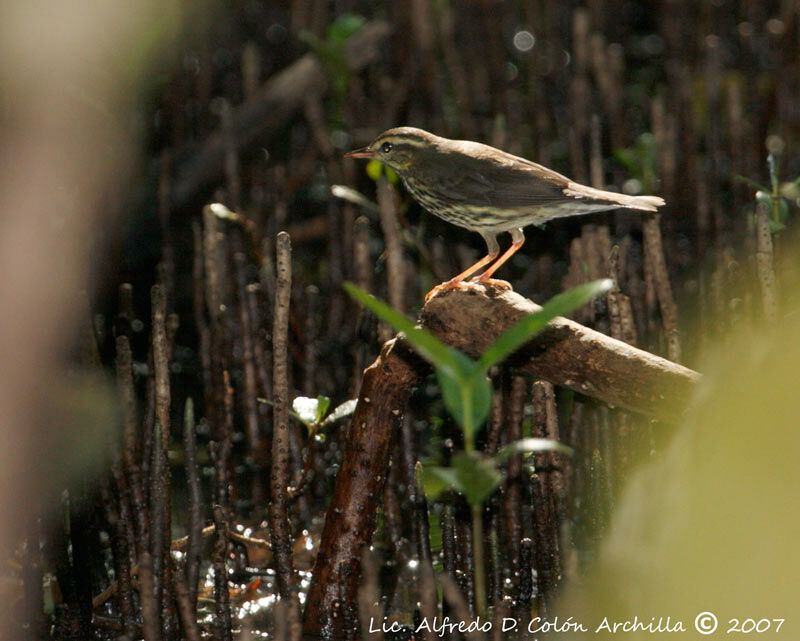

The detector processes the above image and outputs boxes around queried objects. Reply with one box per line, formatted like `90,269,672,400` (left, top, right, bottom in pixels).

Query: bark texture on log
420,285,699,423
302,339,423,639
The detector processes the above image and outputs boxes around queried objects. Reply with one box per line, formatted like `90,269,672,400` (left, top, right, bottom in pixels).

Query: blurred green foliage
300,14,366,117
614,132,658,193
366,159,399,185
736,152,800,234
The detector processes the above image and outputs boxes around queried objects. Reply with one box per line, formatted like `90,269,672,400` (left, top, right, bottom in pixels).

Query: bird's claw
469,276,512,291
424,277,512,302
424,279,472,302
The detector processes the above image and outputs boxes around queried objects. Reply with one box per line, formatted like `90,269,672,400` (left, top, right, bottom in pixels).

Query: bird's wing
424,143,576,210
419,141,663,213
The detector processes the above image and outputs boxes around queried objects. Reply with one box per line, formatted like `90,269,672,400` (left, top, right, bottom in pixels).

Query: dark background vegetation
2,0,799,639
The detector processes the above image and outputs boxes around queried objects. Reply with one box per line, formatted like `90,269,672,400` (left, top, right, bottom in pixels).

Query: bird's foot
424,277,512,302
424,279,478,302
470,276,512,292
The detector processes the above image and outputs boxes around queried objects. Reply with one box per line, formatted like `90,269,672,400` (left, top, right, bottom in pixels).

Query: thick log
420,285,699,423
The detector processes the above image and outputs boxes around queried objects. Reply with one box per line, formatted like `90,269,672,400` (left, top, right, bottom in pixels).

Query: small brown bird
345,127,664,300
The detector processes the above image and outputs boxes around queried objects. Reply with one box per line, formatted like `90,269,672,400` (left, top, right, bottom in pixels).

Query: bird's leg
473,227,525,284
424,233,499,301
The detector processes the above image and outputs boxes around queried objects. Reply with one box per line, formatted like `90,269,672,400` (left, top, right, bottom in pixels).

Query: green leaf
292,396,320,426
437,368,492,437
452,452,503,506
366,160,383,181
419,452,502,507
734,174,769,192
777,198,789,222
613,148,637,173
321,399,358,427
756,190,773,208
493,437,573,464
385,167,399,185
315,395,331,423
326,13,366,43
343,282,471,381
614,133,658,190
420,464,460,501
474,279,613,374
768,219,786,233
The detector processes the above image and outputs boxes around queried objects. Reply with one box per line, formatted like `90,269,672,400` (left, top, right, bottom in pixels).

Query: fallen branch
420,285,699,423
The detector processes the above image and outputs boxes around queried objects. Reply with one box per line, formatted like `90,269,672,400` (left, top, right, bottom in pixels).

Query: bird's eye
381,142,393,154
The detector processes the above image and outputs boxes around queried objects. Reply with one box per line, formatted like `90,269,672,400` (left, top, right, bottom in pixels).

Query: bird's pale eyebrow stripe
383,137,428,151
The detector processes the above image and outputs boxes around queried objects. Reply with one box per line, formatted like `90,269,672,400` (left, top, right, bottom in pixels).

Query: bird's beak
344,146,375,159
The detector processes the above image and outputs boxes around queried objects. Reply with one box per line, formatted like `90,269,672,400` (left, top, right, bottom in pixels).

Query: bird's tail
564,183,665,212
618,194,666,212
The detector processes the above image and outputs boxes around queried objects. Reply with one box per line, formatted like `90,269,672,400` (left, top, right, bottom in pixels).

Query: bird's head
344,127,440,174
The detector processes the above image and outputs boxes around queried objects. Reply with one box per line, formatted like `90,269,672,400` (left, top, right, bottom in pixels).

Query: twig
211,371,234,519
148,421,167,635
354,216,372,293
151,285,173,635
377,180,405,332
410,458,438,641
108,470,136,637
234,240,265,468
115,336,139,476
173,570,202,641
202,205,225,324
192,220,213,420
642,216,681,361
358,549,385,641
500,376,526,598
754,201,778,324
270,231,296,597
516,537,533,621
183,399,203,612
139,552,161,641
439,574,487,641
116,282,135,337
606,245,639,346
152,285,171,446
212,506,233,641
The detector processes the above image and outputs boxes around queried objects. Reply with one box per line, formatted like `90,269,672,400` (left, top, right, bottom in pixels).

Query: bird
345,127,665,300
